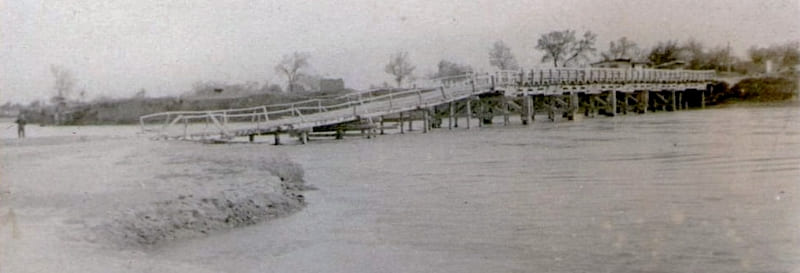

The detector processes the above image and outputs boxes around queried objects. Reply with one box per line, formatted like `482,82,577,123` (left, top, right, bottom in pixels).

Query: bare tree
489,40,519,70
647,40,681,66
275,52,310,92
681,39,706,69
50,64,75,101
705,46,736,71
384,51,415,87
601,37,640,61
536,30,597,67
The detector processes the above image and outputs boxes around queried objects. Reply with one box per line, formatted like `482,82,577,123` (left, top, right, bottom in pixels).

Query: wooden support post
466,98,472,129
335,128,344,140
422,110,429,133
432,108,441,129
274,133,281,145
671,90,677,111
568,92,579,120
502,95,510,126
249,134,254,142
478,100,485,127
622,94,630,115
448,102,454,129
548,96,555,122
522,95,533,125
428,107,436,131
701,91,706,109
407,113,413,131
454,101,460,128
641,91,649,114
399,112,405,134
299,132,308,144
609,91,617,117
380,117,385,135
677,92,682,110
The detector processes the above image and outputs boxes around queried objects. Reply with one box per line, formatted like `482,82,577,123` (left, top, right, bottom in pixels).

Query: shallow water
151,103,800,272
3,103,799,272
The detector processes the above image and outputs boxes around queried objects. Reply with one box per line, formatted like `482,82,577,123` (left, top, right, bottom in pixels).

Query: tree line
35,29,800,107
384,30,799,87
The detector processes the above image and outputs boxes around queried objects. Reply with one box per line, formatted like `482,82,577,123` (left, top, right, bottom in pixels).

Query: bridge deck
140,68,715,141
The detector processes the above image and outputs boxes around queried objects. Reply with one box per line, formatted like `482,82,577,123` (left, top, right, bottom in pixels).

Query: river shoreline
0,136,311,272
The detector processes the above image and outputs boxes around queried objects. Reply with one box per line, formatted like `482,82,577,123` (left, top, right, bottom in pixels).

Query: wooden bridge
139,68,717,144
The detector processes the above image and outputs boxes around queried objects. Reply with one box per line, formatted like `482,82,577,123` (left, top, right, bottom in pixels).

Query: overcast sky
2,0,798,103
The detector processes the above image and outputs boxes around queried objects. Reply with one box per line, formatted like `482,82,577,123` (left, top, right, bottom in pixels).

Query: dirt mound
93,156,310,248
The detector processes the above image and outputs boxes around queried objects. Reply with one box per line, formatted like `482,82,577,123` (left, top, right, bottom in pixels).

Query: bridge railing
140,86,452,139
437,68,715,88
430,68,714,93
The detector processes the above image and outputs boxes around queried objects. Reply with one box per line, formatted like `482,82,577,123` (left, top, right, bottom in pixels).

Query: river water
3,103,800,272
150,102,798,273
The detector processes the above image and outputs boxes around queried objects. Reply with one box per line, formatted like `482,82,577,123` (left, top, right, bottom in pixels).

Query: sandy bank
0,136,311,272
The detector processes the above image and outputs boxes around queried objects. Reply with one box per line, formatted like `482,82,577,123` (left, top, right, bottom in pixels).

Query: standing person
15,114,26,138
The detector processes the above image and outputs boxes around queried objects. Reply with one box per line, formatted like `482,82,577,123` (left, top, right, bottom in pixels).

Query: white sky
2,0,799,103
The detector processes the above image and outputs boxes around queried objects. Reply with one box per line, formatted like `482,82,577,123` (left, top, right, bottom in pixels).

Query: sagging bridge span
140,68,717,144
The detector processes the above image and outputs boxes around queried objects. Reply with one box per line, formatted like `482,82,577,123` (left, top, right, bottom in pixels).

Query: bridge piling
407,113,413,132
683,91,689,110
585,95,595,117
478,100,486,126
335,128,344,140
502,95,510,126
568,93,579,120
454,101,459,128
426,109,432,132
432,107,442,128
399,112,405,134
701,91,706,109
448,102,454,129
299,131,308,144
671,90,677,111
638,91,649,114
466,98,472,129
606,91,617,117
423,110,429,133
521,95,533,125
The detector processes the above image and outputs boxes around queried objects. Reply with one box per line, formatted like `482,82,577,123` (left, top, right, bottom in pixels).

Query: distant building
319,78,345,92
591,59,650,69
